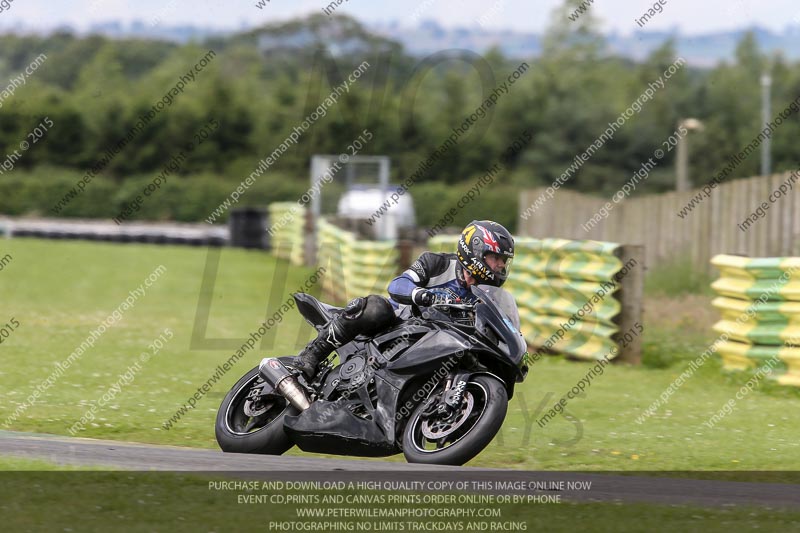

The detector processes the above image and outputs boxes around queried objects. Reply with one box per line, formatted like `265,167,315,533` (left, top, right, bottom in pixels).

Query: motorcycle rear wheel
215,365,299,454
402,375,507,466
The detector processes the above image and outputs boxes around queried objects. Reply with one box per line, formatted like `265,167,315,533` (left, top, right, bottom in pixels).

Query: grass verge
1,239,799,470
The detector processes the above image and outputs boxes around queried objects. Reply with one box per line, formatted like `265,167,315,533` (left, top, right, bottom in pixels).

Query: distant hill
372,20,800,66
11,16,800,66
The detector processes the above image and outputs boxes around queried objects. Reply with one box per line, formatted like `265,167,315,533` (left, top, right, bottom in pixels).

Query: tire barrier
0,218,227,247
228,207,268,249
267,203,305,266
428,236,636,361
711,254,800,386
316,218,398,303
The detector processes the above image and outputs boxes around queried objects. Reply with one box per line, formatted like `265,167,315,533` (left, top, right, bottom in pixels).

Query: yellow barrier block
716,340,757,371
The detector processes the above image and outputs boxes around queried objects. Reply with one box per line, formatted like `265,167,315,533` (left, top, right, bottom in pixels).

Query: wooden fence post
613,244,645,365
396,240,414,272
303,207,316,268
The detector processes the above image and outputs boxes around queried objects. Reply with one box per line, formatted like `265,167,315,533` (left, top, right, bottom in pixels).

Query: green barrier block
711,254,800,386
433,235,626,361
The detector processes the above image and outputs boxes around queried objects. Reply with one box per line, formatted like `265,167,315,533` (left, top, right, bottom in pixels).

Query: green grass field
1,239,799,470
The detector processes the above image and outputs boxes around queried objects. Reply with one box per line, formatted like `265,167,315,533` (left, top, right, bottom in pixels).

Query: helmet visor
485,252,513,278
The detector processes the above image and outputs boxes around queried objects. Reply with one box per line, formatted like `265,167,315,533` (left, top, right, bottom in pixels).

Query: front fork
422,369,472,422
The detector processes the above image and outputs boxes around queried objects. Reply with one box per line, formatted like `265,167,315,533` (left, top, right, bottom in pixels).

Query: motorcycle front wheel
402,375,507,466
215,365,299,454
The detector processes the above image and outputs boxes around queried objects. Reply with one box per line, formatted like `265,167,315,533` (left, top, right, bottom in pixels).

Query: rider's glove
430,289,460,305
412,288,459,306
411,288,435,307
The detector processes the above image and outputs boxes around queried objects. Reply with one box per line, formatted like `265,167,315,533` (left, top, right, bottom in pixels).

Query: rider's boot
293,315,349,379
293,334,336,379
293,296,397,379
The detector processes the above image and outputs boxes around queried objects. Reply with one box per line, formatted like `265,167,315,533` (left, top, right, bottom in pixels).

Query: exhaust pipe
259,358,312,411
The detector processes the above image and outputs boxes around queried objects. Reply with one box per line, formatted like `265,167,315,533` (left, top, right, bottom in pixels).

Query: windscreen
473,285,521,331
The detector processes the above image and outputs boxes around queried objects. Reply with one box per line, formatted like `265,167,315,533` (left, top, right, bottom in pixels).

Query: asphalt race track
1,430,798,508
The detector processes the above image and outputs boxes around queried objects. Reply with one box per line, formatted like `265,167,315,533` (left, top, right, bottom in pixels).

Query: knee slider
343,297,367,319
337,295,395,339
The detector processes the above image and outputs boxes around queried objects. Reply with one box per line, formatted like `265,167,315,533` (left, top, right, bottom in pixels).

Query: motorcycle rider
292,220,515,379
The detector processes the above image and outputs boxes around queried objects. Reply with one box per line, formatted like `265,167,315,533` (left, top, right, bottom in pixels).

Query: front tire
215,365,299,454
402,375,507,466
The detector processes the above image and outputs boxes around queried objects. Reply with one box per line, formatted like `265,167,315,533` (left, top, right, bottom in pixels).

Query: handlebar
429,302,475,311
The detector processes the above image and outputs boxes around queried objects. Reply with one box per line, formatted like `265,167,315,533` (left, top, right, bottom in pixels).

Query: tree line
0,4,798,230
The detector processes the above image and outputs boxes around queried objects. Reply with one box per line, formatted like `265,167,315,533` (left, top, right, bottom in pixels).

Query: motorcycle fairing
386,329,469,374
471,287,527,367
373,323,430,346
276,286,527,456
283,373,401,456
283,398,398,456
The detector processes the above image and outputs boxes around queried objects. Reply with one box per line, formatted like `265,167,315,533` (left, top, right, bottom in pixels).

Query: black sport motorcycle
215,285,528,466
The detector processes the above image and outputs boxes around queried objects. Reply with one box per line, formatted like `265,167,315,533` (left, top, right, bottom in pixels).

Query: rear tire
215,365,298,454
402,375,507,466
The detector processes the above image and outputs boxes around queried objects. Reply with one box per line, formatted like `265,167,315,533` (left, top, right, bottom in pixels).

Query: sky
1,0,799,35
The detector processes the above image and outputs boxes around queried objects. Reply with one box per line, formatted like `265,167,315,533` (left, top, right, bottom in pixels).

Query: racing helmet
456,220,514,287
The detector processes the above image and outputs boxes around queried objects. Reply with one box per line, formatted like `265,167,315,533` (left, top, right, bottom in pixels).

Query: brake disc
243,397,270,417
421,392,474,439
